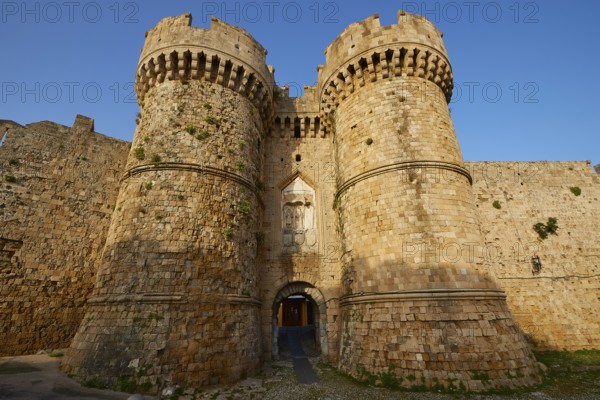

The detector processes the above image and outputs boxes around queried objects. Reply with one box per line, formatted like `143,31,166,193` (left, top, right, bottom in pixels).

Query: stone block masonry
0,9,598,395
0,116,129,356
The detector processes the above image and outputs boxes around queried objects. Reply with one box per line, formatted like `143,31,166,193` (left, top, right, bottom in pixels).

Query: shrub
150,154,161,165
569,186,582,196
133,147,145,160
533,217,559,239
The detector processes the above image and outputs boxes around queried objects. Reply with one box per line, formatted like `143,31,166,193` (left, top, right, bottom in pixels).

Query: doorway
271,282,327,359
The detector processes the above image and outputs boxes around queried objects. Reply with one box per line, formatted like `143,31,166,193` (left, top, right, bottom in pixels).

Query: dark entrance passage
275,294,320,359
278,295,315,327
275,294,320,384
271,282,328,362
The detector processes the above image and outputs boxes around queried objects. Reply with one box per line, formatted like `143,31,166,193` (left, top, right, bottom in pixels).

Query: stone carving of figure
284,206,293,229
293,203,304,230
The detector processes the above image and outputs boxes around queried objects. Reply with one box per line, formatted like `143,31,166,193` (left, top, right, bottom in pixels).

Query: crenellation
1,10,598,396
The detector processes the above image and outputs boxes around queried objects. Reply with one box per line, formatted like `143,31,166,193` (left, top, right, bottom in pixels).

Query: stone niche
281,176,317,253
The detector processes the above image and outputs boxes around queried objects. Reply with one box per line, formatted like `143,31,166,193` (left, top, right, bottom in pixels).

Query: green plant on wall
205,115,218,125
492,200,501,209
533,217,558,240
224,225,234,240
569,186,582,196
4,175,17,183
195,130,209,140
239,200,250,215
253,174,264,191
134,147,145,160
151,154,162,166
255,231,265,247
185,125,197,135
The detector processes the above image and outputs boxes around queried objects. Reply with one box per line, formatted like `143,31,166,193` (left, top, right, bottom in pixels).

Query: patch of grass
239,200,250,215
145,182,153,190
534,350,600,395
236,161,245,172
224,225,234,240
196,130,209,140
133,147,145,160
470,370,490,382
4,175,16,183
185,125,197,135
83,377,108,390
205,115,218,125
151,153,162,166
48,351,64,357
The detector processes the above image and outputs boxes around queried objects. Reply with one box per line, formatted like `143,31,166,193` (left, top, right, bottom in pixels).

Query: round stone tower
63,14,274,390
319,12,540,391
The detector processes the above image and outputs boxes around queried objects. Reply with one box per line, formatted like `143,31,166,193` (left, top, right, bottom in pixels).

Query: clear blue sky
1,1,599,167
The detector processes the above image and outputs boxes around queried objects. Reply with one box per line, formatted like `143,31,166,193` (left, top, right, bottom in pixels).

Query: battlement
322,11,446,74
140,14,269,70
272,85,323,138
317,12,453,132
136,14,275,123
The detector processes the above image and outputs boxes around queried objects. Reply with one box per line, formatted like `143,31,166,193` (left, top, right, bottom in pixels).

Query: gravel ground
183,357,600,400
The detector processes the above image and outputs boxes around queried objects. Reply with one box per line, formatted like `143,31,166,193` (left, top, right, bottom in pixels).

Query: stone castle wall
260,86,340,363
0,9,598,395
0,116,128,356
469,161,600,350
63,13,275,389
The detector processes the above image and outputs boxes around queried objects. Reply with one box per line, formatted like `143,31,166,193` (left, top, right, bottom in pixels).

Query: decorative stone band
135,46,274,127
319,44,452,133
123,162,262,202
334,160,472,203
88,293,261,307
340,288,507,306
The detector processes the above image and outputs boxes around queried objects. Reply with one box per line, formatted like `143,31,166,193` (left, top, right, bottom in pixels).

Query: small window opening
295,154,301,162
294,126,301,138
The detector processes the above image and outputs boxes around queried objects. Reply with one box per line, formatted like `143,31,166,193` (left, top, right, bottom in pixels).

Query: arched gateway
271,282,328,359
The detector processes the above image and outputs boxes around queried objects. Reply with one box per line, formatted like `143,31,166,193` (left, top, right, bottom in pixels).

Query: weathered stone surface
1,10,598,394
0,116,128,356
